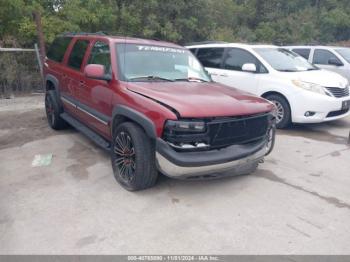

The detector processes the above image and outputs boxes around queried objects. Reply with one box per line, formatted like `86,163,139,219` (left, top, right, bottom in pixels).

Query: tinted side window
292,48,311,59
223,48,267,73
46,37,72,62
68,40,89,70
88,41,111,73
196,48,224,68
313,49,341,65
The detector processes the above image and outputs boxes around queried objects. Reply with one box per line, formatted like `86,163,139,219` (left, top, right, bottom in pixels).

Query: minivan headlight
292,80,326,95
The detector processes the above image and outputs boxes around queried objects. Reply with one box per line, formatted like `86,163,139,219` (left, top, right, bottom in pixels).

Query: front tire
111,122,158,191
265,94,291,129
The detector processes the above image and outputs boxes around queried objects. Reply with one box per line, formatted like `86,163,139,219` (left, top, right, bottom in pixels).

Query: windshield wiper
129,76,174,82
174,77,209,82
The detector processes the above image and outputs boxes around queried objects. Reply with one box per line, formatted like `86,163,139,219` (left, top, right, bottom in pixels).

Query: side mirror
242,63,257,72
84,64,111,81
328,58,343,67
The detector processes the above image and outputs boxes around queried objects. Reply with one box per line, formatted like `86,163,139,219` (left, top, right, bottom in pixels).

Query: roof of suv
62,33,183,49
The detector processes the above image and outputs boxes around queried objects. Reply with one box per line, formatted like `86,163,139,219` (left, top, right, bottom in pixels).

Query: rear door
62,38,90,118
213,48,266,95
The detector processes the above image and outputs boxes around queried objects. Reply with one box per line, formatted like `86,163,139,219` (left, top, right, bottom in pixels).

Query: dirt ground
0,95,350,254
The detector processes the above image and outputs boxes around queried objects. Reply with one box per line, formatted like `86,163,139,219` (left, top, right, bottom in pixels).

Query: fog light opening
304,111,316,117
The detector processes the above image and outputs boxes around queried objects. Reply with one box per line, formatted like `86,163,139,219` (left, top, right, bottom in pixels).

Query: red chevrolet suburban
44,32,276,191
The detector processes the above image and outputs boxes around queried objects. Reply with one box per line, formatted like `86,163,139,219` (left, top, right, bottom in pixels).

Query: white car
186,43,350,128
285,45,350,82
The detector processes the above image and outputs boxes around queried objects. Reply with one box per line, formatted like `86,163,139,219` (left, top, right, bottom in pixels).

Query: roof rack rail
61,31,109,36
185,41,227,46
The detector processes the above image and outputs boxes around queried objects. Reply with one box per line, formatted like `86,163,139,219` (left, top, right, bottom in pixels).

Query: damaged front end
156,112,276,179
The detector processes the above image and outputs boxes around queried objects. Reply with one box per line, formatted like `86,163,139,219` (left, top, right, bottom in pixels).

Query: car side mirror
328,58,343,67
84,64,112,81
242,63,257,72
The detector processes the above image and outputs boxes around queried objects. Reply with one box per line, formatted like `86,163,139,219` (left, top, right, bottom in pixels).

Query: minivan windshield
335,48,350,63
116,43,211,82
254,48,318,72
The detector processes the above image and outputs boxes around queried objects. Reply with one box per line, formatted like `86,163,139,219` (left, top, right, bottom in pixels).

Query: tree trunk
33,11,46,64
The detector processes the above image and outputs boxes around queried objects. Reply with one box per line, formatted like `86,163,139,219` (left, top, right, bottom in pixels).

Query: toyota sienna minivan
187,43,350,128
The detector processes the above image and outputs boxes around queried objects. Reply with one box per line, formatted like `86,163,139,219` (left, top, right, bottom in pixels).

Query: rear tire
45,90,67,130
265,94,291,129
111,122,158,191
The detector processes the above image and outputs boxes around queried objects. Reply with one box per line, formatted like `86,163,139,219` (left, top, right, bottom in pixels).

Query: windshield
116,43,211,82
254,48,318,72
335,48,350,63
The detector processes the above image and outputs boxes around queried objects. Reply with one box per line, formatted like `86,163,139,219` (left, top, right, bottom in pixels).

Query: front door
78,40,113,138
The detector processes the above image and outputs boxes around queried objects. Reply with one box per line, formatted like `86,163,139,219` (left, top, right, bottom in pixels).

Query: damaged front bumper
155,137,270,179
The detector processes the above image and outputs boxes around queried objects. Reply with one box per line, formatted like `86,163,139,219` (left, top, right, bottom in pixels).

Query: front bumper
155,138,269,179
291,91,350,123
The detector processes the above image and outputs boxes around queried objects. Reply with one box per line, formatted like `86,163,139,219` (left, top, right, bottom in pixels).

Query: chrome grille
325,86,349,98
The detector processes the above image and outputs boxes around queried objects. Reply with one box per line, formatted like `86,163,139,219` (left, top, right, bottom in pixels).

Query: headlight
164,120,206,133
292,80,326,95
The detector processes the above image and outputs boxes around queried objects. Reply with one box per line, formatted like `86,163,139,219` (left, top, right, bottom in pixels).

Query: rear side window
223,48,267,73
88,41,111,73
196,48,225,68
313,49,341,65
46,37,72,62
292,48,311,59
67,40,90,70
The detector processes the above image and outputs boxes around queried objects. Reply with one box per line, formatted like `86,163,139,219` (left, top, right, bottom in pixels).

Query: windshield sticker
137,45,186,54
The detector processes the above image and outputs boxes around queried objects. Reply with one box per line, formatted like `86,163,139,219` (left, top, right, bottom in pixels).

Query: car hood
279,69,348,88
126,81,273,118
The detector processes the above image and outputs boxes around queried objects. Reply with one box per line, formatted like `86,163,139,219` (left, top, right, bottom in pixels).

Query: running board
60,112,111,151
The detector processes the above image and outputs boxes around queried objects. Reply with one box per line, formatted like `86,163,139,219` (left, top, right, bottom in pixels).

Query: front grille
325,86,349,98
326,108,350,118
207,114,269,148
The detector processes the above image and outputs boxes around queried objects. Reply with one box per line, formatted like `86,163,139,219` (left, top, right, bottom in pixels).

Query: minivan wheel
111,122,158,191
265,94,291,129
45,90,67,130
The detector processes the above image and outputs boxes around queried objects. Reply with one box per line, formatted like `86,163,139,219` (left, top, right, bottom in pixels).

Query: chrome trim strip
77,106,108,125
61,96,76,108
61,96,108,125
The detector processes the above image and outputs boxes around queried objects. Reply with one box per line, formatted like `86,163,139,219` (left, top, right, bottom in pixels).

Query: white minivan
187,43,350,128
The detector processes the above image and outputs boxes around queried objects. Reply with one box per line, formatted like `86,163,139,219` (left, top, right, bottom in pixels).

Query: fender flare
45,74,63,107
112,105,157,139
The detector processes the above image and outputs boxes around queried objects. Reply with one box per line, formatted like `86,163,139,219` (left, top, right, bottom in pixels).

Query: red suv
44,32,276,191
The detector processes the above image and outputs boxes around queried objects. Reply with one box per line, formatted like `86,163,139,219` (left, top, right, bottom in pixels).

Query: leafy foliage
2,0,350,47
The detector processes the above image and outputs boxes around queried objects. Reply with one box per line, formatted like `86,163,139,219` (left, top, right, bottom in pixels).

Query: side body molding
112,105,157,139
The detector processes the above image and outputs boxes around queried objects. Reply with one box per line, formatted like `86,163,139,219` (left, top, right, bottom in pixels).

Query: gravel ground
0,95,349,254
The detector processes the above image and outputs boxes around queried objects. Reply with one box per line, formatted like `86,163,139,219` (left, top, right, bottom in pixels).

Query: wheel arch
45,74,62,107
111,105,157,139
261,91,291,110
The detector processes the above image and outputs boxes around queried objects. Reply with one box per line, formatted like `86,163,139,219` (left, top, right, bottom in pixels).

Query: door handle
219,73,228,77
79,81,85,86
